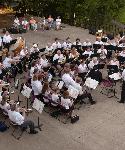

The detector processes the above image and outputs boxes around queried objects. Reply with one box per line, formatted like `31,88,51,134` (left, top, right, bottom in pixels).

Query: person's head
101,45,104,49
92,57,98,63
0,96,6,106
64,63,70,73
57,50,61,55
10,103,16,111
76,38,80,42
75,76,82,83
31,61,36,67
41,54,46,60
38,74,43,81
5,31,9,36
33,74,38,81
63,91,69,99
112,57,117,62
55,38,58,42
87,47,91,52
42,82,49,94
66,37,70,42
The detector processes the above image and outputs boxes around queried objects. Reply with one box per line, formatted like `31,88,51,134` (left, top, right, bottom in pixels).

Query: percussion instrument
10,37,25,56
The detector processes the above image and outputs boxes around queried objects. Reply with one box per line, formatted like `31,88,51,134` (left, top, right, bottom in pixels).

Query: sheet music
85,78,99,89
109,73,121,81
21,84,32,98
32,98,45,114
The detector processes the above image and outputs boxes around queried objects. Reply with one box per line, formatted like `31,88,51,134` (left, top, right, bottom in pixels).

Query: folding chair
10,121,26,140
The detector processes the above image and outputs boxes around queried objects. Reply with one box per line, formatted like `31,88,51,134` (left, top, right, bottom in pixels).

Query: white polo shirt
78,64,88,73
61,97,72,109
3,57,12,68
8,110,24,125
31,80,42,95
62,73,76,87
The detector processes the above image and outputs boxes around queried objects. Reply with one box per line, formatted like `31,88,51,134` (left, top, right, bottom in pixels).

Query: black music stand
90,53,100,58
107,65,119,74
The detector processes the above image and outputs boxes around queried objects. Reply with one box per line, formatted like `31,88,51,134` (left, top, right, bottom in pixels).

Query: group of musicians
0,31,125,128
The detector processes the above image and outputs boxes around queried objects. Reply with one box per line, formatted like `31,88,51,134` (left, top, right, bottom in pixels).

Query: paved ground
0,25,125,150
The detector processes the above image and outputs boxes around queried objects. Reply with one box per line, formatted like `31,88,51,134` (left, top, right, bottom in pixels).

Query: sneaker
29,130,38,134
91,101,96,105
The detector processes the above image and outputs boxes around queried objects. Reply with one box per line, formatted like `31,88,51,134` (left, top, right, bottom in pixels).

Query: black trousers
21,120,35,132
77,92,94,104
120,81,125,103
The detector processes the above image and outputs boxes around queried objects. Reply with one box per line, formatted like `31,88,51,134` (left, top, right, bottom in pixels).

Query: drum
10,37,25,56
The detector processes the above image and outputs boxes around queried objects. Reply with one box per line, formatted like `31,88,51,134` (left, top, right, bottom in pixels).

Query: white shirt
46,46,53,52
3,57,12,68
61,97,72,109
53,54,64,62
78,64,88,73
83,50,93,57
62,42,72,49
73,42,82,46
122,69,125,81
83,42,92,46
72,82,83,95
52,42,62,50
51,93,59,106
110,60,119,67
119,51,125,57
0,37,2,46
62,73,76,88
31,80,42,95
88,60,99,69
8,110,24,125
30,47,39,54
30,67,35,77
94,41,103,45
97,48,107,59
40,58,48,68
3,34,12,43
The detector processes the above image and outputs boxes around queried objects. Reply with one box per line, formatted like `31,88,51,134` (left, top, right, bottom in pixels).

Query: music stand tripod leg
35,117,43,131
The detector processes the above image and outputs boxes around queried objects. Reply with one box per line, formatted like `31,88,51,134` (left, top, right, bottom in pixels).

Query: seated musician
97,45,107,61
62,37,72,50
82,47,93,57
78,59,88,80
69,47,79,60
42,82,52,103
30,61,36,78
30,43,39,54
3,31,12,50
73,38,82,46
45,43,54,53
0,96,10,114
94,38,103,45
31,74,43,100
51,87,60,106
60,91,74,114
52,38,62,50
62,63,77,88
8,103,38,134
83,39,92,47
53,50,65,64
74,77,96,105
88,57,99,69
29,17,37,31
109,57,119,67
40,54,49,68
20,47,28,58
3,54,20,69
